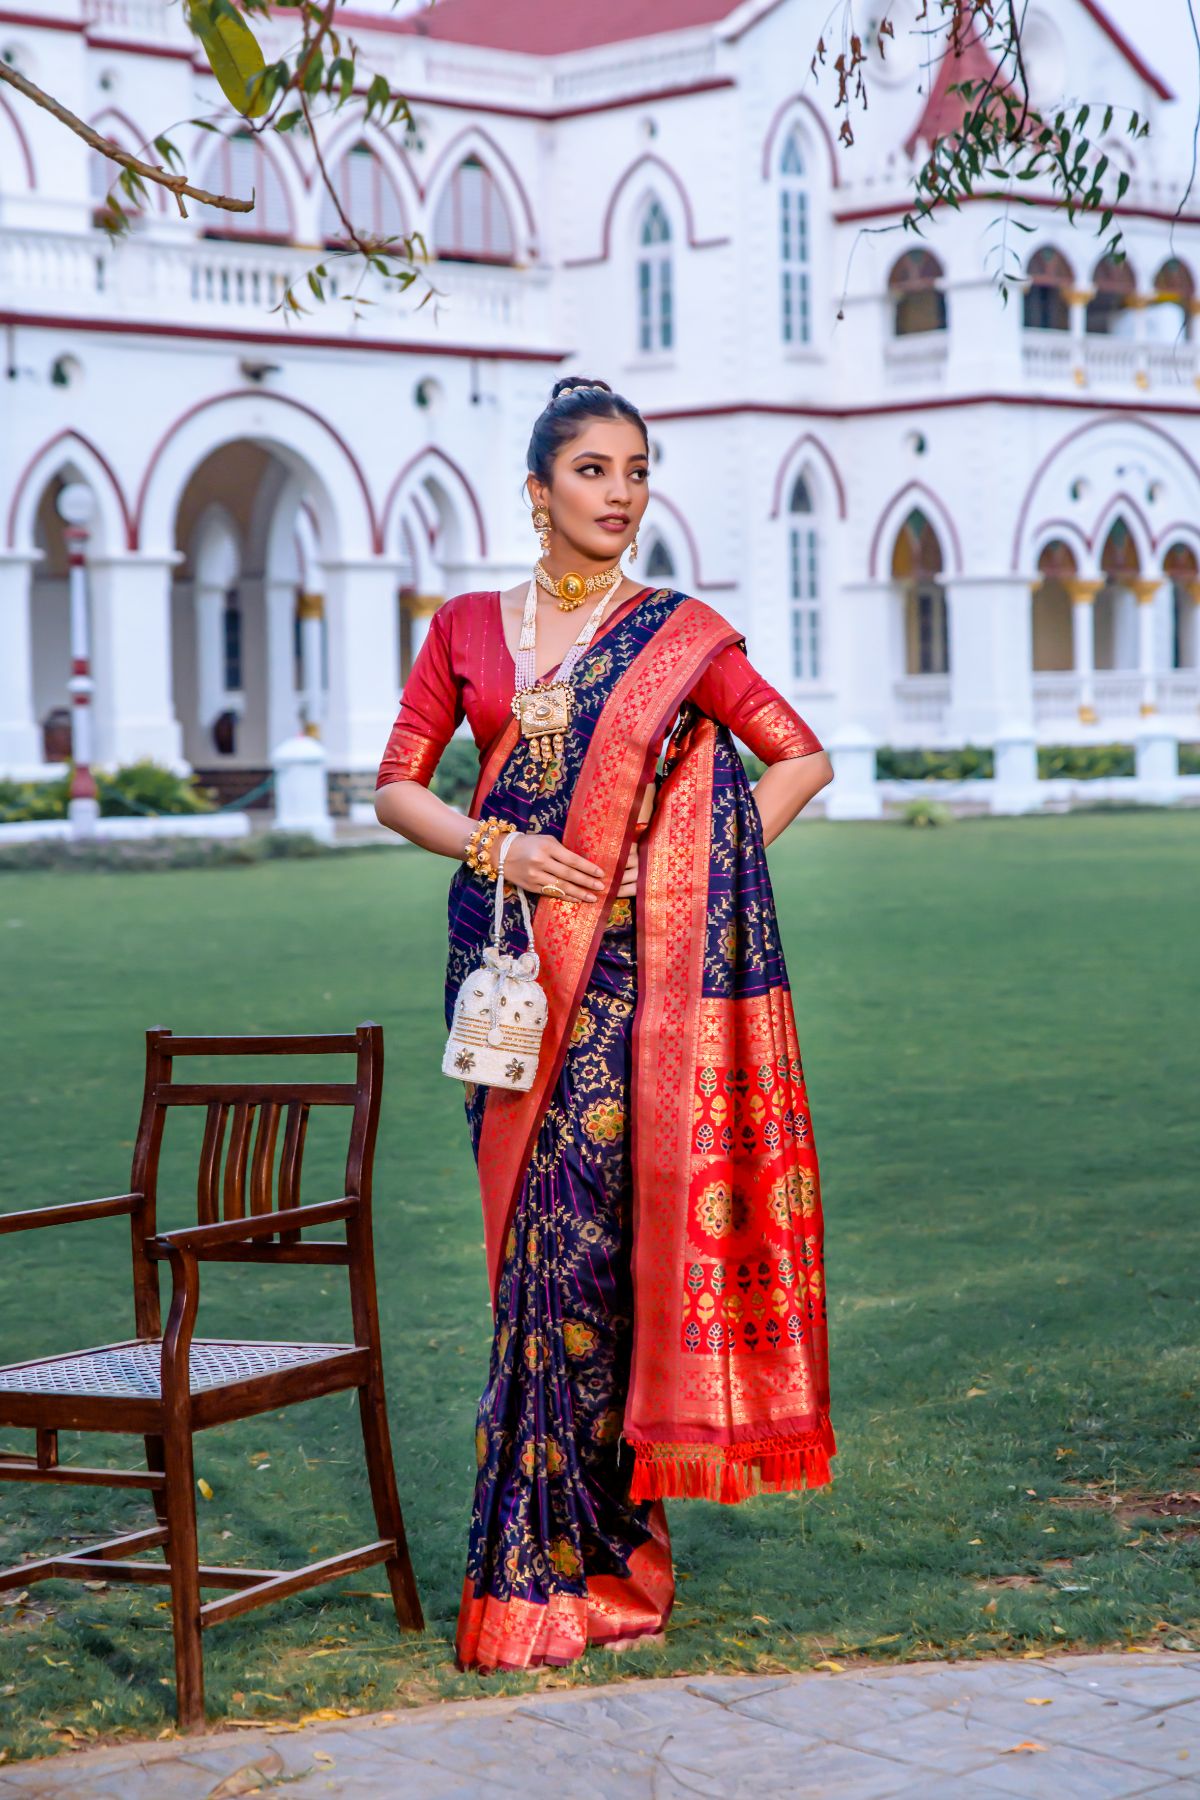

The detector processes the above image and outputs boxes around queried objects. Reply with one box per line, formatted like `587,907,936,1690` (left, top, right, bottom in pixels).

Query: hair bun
550,375,613,402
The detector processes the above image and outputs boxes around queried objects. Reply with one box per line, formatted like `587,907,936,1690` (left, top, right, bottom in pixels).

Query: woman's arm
749,749,833,847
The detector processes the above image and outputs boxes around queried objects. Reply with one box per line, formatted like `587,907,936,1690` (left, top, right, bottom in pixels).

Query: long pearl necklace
510,576,615,765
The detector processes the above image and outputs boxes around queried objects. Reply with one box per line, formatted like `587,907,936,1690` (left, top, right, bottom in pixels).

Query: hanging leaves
189,0,270,119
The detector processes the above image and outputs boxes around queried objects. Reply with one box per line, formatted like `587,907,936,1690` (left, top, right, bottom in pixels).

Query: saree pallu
447,588,835,1671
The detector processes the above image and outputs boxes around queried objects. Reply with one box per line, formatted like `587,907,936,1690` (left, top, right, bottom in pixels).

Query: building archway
1096,517,1139,669
1031,539,1076,671
893,508,949,675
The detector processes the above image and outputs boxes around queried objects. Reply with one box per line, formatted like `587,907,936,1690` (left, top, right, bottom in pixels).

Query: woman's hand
615,839,638,899
500,831,607,903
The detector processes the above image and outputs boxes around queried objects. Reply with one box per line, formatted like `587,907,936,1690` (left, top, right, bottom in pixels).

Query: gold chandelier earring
531,505,552,556
628,533,639,563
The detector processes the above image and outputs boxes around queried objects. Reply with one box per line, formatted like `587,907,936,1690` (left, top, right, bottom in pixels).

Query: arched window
432,155,515,263
637,197,674,353
222,586,243,692
1032,540,1077,671
1152,257,1195,341
643,536,675,582
893,508,949,674
1023,247,1073,331
1096,518,1140,670
1086,254,1136,335
779,130,811,346
788,474,820,681
202,130,292,241
319,141,406,245
888,250,947,336
1164,542,1199,668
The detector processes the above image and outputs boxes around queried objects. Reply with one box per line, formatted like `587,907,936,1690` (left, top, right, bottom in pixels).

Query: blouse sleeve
375,603,464,790
689,640,823,764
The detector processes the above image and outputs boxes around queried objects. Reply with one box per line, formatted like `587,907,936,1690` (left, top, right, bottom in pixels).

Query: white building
1,0,1198,812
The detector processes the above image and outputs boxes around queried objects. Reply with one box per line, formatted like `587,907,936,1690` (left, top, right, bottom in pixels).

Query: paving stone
1048,1661,1200,1711
951,1688,1162,1747
729,1674,935,1740
950,1743,1172,1800
841,1704,1058,1778
1079,1707,1200,1780
349,1712,672,1798
514,1681,733,1740
622,1722,914,1800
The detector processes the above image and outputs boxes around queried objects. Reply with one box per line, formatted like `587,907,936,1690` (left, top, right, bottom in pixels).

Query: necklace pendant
558,572,587,606
514,681,573,751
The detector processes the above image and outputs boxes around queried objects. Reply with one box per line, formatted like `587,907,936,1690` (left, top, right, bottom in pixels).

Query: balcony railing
883,332,949,386
894,675,951,730
1021,327,1200,392
1033,670,1200,724
0,228,554,350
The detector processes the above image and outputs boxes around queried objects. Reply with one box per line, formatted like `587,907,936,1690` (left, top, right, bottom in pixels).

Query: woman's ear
525,475,547,512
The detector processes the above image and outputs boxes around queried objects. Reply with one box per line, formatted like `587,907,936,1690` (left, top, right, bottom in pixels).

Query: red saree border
475,599,742,1302
626,712,837,1504
455,1505,673,1672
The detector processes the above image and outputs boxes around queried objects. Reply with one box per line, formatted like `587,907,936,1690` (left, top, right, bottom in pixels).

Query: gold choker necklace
535,559,623,611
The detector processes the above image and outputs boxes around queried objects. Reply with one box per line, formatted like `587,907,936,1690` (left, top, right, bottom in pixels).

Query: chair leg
144,1434,169,1527
162,1422,206,1732
357,1372,424,1631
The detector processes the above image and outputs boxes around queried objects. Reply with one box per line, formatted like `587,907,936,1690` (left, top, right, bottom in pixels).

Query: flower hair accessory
442,831,548,1093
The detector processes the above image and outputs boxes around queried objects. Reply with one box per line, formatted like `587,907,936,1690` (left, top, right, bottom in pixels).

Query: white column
0,552,42,770
273,734,333,843
1067,578,1102,724
297,590,325,735
944,575,1034,743
264,577,301,754
87,553,187,771
838,582,897,744
1131,577,1161,716
1066,288,1091,383
825,725,882,820
322,557,404,771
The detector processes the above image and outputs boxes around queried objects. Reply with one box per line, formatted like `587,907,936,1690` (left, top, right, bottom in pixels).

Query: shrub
1180,743,1200,776
900,798,952,828
876,746,994,781
0,762,215,823
0,777,68,824
431,738,480,812
1037,743,1135,781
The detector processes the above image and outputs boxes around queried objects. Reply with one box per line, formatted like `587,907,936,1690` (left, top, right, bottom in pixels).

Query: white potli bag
442,830,549,1093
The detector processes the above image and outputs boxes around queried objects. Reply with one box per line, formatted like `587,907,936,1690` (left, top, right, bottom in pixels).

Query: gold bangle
480,819,516,878
465,815,515,879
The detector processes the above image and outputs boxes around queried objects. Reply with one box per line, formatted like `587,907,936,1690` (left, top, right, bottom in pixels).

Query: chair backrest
127,1025,384,1334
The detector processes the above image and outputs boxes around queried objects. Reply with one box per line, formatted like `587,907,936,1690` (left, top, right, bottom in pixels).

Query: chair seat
0,1338,351,1401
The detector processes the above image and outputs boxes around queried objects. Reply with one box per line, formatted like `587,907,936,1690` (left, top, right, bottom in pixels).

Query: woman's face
527,416,650,567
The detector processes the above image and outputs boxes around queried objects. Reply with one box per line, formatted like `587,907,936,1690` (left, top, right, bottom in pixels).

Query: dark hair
525,375,649,483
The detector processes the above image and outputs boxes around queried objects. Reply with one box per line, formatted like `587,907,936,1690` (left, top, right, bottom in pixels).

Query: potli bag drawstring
442,831,549,1093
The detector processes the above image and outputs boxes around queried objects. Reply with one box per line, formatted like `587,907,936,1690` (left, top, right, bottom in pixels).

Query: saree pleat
456,904,674,1670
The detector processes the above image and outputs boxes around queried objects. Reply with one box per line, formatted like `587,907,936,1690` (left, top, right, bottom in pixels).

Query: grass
0,812,1197,1761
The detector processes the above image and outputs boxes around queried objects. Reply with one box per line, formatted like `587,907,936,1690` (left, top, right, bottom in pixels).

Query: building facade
1,0,1197,811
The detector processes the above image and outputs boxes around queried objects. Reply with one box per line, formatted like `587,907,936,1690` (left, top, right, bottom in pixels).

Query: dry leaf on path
1025,1697,1054,1706
206,1750,284,1799
1002,1741,1048,1754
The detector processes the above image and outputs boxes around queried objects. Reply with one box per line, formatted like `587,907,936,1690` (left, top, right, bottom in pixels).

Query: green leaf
275,109,303,132
1102,105,1114,132
189,0,270,119
1116,170,1130,198
153,135,182,170
365,72,389,118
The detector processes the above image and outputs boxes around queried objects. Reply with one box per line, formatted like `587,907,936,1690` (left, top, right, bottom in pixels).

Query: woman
375,377,837,1673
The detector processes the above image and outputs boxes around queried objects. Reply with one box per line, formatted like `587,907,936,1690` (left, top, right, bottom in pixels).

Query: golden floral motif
523,1333,542,1372
721,921,738,964
520,1442,538,1478
582,1098,625,1144
593,1408,621,1445
569,1007,594,1048
767,1166,818,1229
475,1426,488,1468
548,1537,583,1577
563,1320,598,1359
546,1438,566,1477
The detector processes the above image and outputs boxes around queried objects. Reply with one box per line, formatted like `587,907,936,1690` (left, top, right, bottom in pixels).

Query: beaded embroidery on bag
442,831,549,1092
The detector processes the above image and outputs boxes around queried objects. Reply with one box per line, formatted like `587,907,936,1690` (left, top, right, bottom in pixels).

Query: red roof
387,0,742,55
904,26,1001,158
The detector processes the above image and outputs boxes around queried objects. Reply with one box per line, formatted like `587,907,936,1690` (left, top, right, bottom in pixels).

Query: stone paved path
2,1652,1198,1798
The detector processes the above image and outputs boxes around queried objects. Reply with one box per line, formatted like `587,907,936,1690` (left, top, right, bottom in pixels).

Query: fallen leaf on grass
1002,1741,1048,1754
1020,1650,1046,1659
982,1600,998,1614
41,1656,71,1668
206,1750,284,1798
968,1538,983,1545
751,1615,771,1625
1124,1645,1160,1654
198,1479,214,1501
965,1387,988,1398
812,1659,844,1672
298,1707,358,1724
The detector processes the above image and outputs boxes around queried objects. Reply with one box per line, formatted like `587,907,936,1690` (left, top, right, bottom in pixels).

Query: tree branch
0,57,253,216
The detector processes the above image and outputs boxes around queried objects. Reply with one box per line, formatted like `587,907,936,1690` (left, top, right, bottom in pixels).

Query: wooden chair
0,1024,423,1731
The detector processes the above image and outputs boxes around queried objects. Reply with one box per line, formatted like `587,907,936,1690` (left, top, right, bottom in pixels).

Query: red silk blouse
376,588,822,791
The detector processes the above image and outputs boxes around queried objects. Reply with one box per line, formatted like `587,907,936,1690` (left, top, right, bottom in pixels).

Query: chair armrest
151,1197,358,1255
0,1193,141,1236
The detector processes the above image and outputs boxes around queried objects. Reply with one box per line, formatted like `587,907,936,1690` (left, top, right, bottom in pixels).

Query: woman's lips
596,517,629,531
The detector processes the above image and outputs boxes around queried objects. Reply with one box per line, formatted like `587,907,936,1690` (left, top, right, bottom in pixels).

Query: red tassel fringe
628,1415,837,1506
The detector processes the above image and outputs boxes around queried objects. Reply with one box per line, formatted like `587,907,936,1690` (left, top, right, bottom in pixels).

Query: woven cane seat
0,1339,349,1401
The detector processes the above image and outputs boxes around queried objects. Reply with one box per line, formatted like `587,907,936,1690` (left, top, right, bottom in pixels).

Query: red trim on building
833,193,1200,230
563,150,728,268
1010,413,1200,569
424,123,538,247
1076,0,1172,100
132,388,382,552
643,393,1200,424
0,89,36,189
868,479,964,580
0,8,79,31
84,32,193,60
380,444,489,559
0,310,569,365
6,427,135,552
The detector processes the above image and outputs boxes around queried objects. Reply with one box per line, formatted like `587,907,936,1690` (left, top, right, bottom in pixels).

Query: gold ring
541,880,566,898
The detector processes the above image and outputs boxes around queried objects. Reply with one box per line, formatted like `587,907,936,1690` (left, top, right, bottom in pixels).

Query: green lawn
1,813,1197,1761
